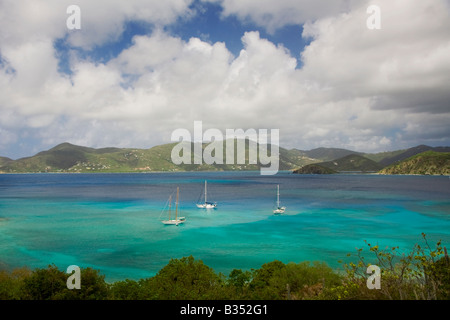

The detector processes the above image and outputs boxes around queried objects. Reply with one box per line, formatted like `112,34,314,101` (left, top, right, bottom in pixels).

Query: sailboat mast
277,185,280,208
205,180,207,203
168,195,172,220
176,187,179,220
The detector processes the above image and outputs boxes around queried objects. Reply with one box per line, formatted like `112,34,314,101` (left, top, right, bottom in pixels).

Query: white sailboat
273,184,286,214
196,180,217,209
161,187,186,226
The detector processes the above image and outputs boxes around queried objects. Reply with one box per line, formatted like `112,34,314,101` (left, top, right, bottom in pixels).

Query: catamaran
196,180,217,209
273,184,286,214
161,187,186,226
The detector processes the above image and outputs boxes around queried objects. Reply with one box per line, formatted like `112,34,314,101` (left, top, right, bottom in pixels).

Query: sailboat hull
273,207,286,214
196,203,217,209
162,219,185,226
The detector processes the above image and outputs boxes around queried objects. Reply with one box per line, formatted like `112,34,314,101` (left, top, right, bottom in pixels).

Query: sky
1,0,450,159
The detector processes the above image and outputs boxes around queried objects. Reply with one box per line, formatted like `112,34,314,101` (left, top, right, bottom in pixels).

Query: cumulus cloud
66,0,193,49
300,0,450,112
295,0,450,149
203,0,358,32
0,0,449,158
0,0,193,48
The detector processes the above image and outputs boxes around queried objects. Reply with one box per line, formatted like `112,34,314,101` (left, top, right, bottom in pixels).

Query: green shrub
142,256,225,300
334,234,449,300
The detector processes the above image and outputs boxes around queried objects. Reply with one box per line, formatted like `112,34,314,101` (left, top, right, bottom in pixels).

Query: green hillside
293,164,338,174
302,147,361,161
317,154,383,172
378,151,450,175
2,143,449,174
0,143,177,173
320,154,383,172
363,149,406,163
378,145,450,166
0,141,308,173
0,156,12,167
293,154,383,174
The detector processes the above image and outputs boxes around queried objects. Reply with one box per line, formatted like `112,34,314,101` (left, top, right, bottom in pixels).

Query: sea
0,171,449,283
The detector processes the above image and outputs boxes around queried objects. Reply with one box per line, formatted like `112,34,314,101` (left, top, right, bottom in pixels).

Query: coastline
1,168,449,176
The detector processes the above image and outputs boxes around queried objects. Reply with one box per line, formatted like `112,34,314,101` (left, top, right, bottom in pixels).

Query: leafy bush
0,267,31,300
22,264,67,300
108,279,142,300
140,256,226,300
0,264,107,300
247,260,342,300
328,234,449,300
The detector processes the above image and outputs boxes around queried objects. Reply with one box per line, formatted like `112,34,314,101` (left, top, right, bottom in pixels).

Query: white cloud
1,0,450,158
112,30,184,75
300,0,450,111
205,0,358,32
66,0,194,49
0,0,193,49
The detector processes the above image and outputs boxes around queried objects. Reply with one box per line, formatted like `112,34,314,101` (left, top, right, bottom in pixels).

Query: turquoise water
0,172,449,282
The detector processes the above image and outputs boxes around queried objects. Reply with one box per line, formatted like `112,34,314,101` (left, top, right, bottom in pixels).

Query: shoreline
0,169,449,177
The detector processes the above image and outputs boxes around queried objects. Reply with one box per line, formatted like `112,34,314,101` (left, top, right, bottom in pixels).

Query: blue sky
165,1,308,59
1,0,450,160
55,1,308,76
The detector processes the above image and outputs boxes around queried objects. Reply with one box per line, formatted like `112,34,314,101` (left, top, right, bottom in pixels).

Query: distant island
293,164,337,174
0,142,449,175
294,150,450,176
295,154,383,174
378,151,450,176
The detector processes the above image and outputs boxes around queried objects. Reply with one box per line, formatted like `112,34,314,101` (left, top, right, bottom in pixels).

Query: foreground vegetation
1,235,448,300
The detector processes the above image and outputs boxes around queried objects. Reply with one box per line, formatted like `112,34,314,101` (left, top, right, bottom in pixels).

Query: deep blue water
0,172,449,282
